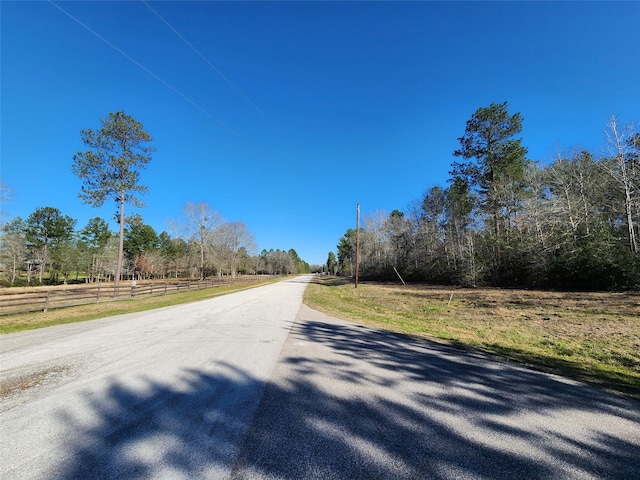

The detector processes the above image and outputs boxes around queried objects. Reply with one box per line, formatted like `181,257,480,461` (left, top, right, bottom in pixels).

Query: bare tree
170,202,222,279
96,237,119,282
362,210,389,274
604,116,638,253
218,221,256,277
546,150,603,245
0,183,14,226
0,217,26,285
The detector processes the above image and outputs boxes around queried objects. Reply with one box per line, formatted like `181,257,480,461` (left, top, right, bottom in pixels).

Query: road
1,275,639,479
0,276,309,479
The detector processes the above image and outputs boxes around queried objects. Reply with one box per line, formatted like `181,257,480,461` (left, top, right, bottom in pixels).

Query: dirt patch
0,365,71,397
0,360,81,411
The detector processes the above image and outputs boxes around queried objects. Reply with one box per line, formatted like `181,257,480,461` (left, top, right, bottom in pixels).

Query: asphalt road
1,275,639,479
0,276,310,479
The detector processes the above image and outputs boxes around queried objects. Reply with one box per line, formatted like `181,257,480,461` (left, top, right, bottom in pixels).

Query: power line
47,0,256,148
142,0,285,136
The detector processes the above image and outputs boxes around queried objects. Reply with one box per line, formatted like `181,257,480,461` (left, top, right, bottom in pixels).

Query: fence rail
0,275,273,316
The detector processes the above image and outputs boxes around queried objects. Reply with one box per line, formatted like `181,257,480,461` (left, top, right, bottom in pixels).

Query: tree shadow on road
54,310,640,479
231,311,640,479
55,363,263,479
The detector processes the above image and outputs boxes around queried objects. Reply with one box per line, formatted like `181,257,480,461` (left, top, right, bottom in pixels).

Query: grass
4,274,638,399
0,277,284,334
303,276,640,399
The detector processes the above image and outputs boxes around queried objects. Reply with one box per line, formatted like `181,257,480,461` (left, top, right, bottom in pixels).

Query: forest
332,103,639,291
0,202,311,287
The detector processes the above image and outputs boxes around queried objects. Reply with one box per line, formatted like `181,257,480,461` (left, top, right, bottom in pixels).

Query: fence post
44,291,50,312
97,284,101,303
165,282,168,295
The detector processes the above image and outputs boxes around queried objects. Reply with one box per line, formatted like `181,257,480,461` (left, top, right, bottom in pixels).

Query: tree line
331,103,639,291
0,203,310,286
0,111,311,286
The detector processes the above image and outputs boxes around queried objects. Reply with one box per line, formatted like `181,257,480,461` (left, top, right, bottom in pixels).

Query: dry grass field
303,277,640,399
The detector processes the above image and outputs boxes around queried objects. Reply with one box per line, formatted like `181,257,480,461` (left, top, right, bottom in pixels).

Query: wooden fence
0,275,273,316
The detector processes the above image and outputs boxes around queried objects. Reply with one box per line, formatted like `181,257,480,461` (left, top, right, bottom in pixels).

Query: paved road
1,276,639,479
0,276,311,479
232,305,640,479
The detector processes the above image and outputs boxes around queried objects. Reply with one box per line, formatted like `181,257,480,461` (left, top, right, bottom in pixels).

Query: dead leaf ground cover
303,277,640,399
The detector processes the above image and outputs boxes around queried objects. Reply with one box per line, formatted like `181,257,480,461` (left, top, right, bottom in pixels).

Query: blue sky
2,1,639,265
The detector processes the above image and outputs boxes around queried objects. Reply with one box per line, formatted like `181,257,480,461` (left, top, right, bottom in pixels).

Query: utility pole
355,203,360,288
